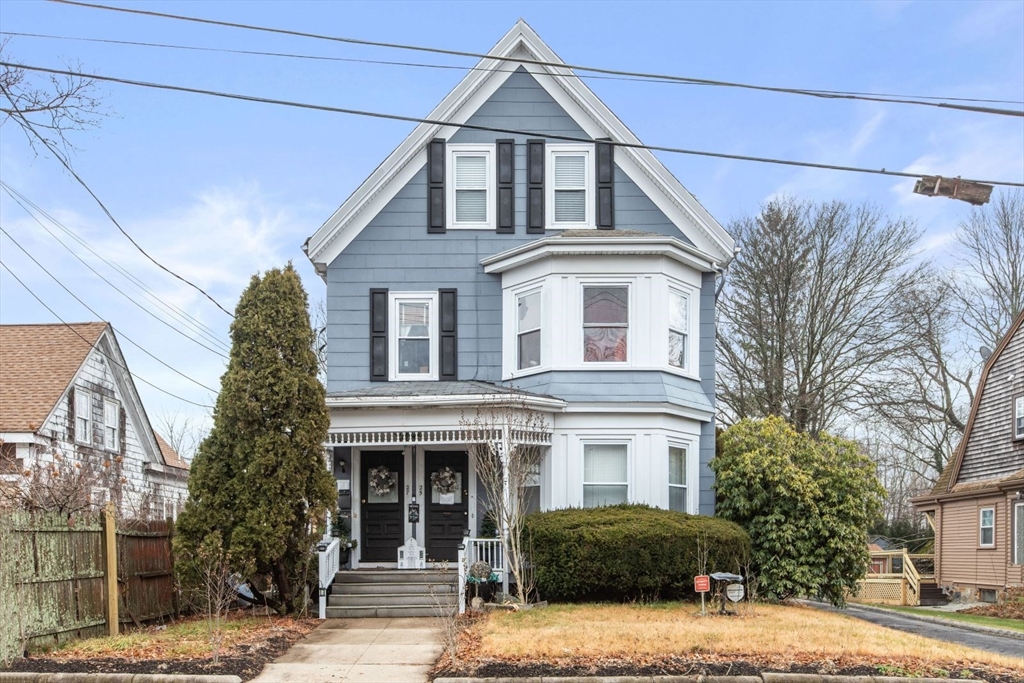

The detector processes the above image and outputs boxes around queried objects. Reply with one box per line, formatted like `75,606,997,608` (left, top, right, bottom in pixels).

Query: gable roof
304,20,735,277
0,322,108,432
924,309,1024,497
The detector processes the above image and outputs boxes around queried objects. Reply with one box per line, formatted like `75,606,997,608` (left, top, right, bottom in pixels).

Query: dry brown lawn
467,602,1023,672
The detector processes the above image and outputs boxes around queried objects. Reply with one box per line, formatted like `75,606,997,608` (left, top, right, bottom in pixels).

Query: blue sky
1,0,1022,441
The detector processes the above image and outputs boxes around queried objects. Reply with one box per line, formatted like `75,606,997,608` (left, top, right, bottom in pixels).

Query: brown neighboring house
0,322,189,517
913,310,1024,602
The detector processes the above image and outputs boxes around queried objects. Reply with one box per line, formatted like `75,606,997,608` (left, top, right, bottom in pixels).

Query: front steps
918,581,949,607
325,569,459,618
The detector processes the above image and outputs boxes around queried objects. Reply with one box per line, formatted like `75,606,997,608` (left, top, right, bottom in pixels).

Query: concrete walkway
251,618,442,683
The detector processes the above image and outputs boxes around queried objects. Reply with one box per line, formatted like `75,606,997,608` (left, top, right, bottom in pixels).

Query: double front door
359,449,469,564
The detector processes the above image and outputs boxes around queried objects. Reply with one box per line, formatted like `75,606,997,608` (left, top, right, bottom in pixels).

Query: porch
850,549,945,607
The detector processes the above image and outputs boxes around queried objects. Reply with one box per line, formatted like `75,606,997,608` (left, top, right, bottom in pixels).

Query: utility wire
1,183,231,358
0,80,235,317
0,184,229,349
0,260,215,409
5,61,1022,188
5,29,1022,107
47,0,1024,118
0,226,221,394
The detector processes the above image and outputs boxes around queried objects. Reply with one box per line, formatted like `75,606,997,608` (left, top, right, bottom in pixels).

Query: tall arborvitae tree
175,264,334,614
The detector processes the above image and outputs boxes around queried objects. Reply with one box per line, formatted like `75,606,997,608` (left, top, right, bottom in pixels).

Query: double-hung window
75,390,91,444
583,286,628,362
1014,395,1024,440
390,293,438,380
448,145,494,229
668,289,689,370
980,507,995,548
583,443,628,507
104,399,120,451
517,290,542,370
669,446,687,512
548,145,592,227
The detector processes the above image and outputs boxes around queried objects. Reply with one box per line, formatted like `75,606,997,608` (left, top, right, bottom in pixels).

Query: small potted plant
331,510,358,567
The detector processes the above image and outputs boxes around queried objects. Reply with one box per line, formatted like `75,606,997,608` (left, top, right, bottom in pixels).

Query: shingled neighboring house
913,310,1024,602
0,322,189,518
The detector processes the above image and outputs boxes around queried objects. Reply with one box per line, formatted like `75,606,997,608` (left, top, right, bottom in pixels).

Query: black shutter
439,288,458,380
428,138,446,234
370,288,388,381
596,140,615,230
527,139,545,234
496,139,515,234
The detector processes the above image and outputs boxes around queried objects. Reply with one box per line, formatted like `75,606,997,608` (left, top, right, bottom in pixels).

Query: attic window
75,391,92,445
104,399,121,451
1014,394,1024,440
547,145,593,228
447,144,494,229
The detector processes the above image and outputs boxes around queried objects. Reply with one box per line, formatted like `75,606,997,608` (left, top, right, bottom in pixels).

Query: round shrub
525,504,751,602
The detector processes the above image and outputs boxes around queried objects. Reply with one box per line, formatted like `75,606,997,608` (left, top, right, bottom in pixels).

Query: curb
0,675,242,683
839,602,1024,641
435,676,972,683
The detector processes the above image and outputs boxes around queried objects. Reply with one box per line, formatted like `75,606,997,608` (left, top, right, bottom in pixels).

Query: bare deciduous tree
0,38,106,156
461,401,547,604
717,197,921,434
154,410,207,465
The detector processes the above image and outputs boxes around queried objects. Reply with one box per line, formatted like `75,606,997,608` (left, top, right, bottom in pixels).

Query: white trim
304,20,734,276
481,234,717,274
546,144,594,229
388,291,439,381
979,506,995,548
446,144,496,230
326,392,566,411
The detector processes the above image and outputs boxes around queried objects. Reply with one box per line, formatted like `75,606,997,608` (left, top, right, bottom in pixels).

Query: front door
360,451,404,564
424,450,469,562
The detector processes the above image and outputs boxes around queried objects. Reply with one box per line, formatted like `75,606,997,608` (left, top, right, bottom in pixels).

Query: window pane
518,330,541,369
584,484,628,508
669,291,688,331
455,155,487,188
669,486,686,513
399,302,430,337
398,339,430,374
982,527,994,546
523,485,541,514
584,327,627,362
455,189,487,222
584,444,627,483
584,287,628,324
518,291,541,331
554,190,586,222
554,154,586,187
981,509,994,527
669,331,687,368
669,447,686,486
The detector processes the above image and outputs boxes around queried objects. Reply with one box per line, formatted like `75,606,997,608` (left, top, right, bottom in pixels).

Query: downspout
715,245,741,300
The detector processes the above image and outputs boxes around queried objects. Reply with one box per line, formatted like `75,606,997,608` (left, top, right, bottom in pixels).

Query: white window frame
581,282,631,365
546,144,594,229
388,291,439,381
74,390,91,445
516,288,543,372
979,507,995,548
103,399,120,452
446,144,495,230
1014,394,1024,441
668,287,691,372
1014,502,1024,565
581,440,630,508
668,443,688,513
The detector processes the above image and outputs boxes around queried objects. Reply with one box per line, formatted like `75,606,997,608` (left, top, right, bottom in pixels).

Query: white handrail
318,538,341,619
458,537,468,614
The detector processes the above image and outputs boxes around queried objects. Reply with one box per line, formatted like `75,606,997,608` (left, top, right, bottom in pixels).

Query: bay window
583,286,628,363
669,445,687,512
517,290,542,370
583,443,628,507
668,289,689,370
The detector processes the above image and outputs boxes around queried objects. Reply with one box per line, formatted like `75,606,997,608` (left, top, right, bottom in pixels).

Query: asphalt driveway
805,601,1024,659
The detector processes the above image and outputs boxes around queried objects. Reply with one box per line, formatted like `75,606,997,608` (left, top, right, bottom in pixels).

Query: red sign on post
694,575,710,593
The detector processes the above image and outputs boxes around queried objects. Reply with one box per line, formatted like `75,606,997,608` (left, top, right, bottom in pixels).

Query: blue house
304,21,735,569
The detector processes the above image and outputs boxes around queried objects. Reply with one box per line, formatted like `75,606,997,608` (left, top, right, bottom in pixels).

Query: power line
0,184,229,349
1,183,231,358
4,61,1022,188
5,29,1022,107
46,0,1024,118
0,80,235,317
0,261,215,409
0,226,221,394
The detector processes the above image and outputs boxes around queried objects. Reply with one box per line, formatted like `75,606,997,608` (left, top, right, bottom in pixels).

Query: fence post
103,502,119,636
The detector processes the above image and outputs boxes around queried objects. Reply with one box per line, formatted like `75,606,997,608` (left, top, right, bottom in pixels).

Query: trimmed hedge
526,504,751,602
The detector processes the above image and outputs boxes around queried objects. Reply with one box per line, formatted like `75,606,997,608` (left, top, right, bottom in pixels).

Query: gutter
325,393,567,412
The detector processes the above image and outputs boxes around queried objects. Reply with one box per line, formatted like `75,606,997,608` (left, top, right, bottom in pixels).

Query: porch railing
851,549,933,606
457,537,507,614
317,537,340,619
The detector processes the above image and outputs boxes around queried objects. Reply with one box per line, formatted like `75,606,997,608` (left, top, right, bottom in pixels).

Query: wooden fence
0,505,177,664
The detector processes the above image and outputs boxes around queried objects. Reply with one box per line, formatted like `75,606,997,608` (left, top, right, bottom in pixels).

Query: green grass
875,605,1024,633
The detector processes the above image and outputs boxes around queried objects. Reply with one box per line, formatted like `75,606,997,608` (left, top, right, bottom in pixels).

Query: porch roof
325,381,566,410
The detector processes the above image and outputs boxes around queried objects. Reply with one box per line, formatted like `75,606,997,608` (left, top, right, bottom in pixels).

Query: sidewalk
251,618,442,683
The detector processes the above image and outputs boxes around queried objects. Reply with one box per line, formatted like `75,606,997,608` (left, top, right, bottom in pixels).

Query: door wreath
431,466,459,495
368,466,397,496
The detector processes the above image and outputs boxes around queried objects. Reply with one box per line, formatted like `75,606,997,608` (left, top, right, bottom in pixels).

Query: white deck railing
457,537,508,613
317,538,340,619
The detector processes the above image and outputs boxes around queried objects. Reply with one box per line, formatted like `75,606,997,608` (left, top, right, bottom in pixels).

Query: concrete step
328,592,456,607
334,570,457,585
325,605,451,619
919,598,950,606
331,581,458,595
